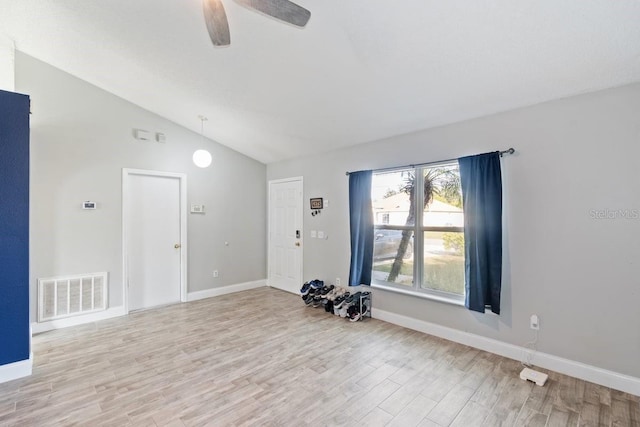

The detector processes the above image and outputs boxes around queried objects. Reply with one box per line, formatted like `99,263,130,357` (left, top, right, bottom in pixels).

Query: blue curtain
348,170,374,286
458,152,502,314
0,90,31,365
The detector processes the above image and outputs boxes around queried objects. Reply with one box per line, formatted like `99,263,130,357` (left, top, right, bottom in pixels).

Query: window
371,162,465,301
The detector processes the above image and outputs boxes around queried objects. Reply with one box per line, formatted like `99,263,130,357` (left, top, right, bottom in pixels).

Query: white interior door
268,178,303,294
124,171,185,311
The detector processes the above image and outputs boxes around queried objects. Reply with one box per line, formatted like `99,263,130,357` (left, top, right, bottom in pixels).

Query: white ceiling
2,1,640,164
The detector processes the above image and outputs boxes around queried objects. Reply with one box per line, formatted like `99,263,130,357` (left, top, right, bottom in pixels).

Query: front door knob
174,244,181,249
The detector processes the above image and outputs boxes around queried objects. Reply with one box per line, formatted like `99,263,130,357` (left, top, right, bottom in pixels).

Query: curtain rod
345,148,515,176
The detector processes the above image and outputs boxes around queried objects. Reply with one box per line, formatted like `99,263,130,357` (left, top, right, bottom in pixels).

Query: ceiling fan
203,0,311,47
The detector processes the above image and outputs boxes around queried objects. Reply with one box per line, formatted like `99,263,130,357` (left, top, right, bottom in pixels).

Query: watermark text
589,209,639,220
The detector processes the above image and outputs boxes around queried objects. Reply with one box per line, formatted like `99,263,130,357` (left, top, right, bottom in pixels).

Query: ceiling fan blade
234,0,311,27
203,0,231,46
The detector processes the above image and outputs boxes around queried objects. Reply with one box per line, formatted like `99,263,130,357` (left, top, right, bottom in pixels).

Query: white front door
268,178,303,294
124,170,186,311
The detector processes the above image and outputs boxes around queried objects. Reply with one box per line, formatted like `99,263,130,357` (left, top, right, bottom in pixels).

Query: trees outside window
371,163,465,299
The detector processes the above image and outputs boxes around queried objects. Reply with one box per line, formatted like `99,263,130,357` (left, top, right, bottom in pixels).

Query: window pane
421,231,465,295
422,165,463,227
372,228,414,286
372,170,413,226
371,164,466,299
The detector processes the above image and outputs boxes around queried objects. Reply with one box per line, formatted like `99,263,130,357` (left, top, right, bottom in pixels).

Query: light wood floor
1,287,638,427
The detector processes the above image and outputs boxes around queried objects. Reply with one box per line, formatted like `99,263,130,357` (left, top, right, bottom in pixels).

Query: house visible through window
371,162,465,300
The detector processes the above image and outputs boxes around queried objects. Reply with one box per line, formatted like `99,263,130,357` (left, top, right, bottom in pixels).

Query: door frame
122,168,188,313
267,176,304,292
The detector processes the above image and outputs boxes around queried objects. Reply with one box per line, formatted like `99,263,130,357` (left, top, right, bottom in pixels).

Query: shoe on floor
345,292,362,305
309,279,324,290
325,300,334,313
300,282,312,296
338,303,351,318
349,303,368,322
312,294,324,307
320,285,335,296
347,304,359,320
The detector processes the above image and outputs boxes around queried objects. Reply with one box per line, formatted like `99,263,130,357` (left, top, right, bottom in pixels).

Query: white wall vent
38,272,108,322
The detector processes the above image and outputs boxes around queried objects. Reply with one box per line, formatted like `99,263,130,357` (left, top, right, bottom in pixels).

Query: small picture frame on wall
310,198,323,210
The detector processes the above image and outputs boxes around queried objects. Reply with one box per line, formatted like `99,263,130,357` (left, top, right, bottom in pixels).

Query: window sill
370,282,465,307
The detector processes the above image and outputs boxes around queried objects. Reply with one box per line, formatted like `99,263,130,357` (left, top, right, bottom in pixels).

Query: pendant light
193,115,212,168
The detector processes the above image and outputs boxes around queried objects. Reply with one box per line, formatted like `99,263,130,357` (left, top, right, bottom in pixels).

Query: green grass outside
373,254,465,295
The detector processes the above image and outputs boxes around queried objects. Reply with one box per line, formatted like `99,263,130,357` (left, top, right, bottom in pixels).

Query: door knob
174,244,181,249
295,242,301,247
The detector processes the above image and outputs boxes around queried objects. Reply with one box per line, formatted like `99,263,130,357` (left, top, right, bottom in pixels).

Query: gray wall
267,83,640,378
16,53,267,319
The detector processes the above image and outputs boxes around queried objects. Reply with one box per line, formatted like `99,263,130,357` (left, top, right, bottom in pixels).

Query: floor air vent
38,272,108,322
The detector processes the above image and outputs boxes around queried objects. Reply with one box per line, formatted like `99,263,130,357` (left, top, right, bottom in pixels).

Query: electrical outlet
335,278,341,286
530,314,539,330
213,270,219,278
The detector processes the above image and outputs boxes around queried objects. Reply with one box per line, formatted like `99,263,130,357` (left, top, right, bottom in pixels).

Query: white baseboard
31,280,268,332
0,353,33,384
372,308,640,397
187,279,266,302
32,306,127,334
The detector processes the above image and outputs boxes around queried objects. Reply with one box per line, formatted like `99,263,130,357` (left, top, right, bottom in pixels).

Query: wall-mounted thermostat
83,201,97,210
134,129,151,141
191,204,205,214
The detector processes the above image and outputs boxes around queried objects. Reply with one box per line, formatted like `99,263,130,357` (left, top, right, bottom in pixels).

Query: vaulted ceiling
2,1,640,163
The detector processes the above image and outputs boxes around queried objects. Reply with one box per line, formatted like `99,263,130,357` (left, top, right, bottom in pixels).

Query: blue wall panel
0,89,30,366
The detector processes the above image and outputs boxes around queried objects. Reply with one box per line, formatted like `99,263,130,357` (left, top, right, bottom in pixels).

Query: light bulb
193,149,212,168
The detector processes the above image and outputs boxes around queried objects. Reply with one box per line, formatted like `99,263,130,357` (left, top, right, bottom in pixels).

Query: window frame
371,162,465,305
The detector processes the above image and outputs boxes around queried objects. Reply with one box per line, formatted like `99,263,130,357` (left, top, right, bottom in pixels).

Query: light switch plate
190,204,205,213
